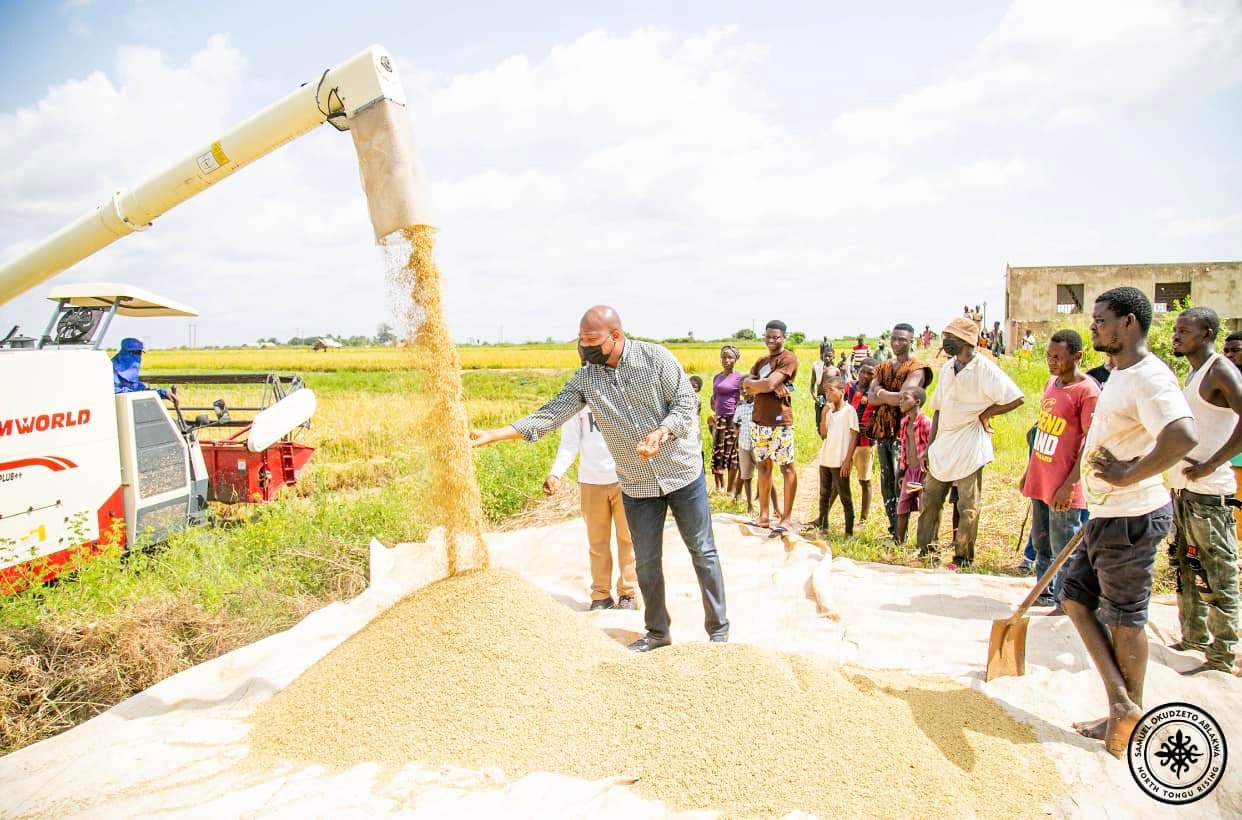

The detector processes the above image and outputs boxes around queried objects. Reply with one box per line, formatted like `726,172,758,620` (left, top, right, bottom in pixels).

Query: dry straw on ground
0,601,250,754
249,569,1063,818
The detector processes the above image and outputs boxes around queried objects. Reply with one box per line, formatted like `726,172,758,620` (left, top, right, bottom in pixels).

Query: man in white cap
916,316,1024,568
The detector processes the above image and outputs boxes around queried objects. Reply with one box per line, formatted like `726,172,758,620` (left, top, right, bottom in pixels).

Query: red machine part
199,440,314,503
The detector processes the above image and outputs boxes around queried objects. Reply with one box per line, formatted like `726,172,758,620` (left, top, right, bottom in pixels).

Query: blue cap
120,337,144,353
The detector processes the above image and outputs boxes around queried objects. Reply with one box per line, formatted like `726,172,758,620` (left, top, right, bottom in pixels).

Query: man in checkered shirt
471,306,729,652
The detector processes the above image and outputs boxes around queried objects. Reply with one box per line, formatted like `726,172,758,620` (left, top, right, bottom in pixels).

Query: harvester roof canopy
46,282,199,317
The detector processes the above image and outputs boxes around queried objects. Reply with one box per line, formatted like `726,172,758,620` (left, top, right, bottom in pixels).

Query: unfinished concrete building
1005,261,1242,347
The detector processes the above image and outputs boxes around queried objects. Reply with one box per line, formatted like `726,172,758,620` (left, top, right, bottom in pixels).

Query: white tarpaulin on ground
1,515,1239,818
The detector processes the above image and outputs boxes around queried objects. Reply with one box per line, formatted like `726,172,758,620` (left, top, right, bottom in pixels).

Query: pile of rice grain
248,569,1063,817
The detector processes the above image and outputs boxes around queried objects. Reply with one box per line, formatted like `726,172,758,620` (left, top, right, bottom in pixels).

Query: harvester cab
1,284,204,592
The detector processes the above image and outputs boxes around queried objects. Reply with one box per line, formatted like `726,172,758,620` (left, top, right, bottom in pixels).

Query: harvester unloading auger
0,45,442,591
0,46,431,303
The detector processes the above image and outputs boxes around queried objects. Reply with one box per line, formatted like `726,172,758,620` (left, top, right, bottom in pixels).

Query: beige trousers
580,481,637,600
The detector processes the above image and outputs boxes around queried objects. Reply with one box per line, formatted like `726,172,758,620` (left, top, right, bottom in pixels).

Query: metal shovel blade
985,617,1029,682
983,528,1086,682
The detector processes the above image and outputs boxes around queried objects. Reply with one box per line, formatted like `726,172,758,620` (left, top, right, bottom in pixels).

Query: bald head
580,305,622,334
578,305,626,367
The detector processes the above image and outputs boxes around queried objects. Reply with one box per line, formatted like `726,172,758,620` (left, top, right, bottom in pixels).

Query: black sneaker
709,633,729,643
589,598,614,611
615,595,637,610
628,635,671,652
1032,595,1056,608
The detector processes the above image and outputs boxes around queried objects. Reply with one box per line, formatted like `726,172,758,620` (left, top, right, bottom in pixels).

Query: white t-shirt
928,353,1024,482
817,403,859,468
1083,353,1193,518
549,407,619,486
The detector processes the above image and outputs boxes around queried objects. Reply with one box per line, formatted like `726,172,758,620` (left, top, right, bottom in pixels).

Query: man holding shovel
1063,287,1197,758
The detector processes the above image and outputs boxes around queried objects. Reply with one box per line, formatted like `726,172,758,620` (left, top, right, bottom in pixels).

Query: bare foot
1106,704,1142,759
776,518,793,531
1073,717,1108,740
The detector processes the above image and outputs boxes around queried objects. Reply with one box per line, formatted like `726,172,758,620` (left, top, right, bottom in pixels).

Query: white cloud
2,3,1240,347
1044,105,1099,130
0,34,244,216
832,0,1242,148
1157,208,1242,239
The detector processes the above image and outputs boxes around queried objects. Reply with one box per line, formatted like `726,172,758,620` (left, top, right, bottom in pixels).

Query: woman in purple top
710,344,744,493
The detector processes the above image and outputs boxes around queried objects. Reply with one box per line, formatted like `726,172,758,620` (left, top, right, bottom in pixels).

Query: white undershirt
549,407,619,486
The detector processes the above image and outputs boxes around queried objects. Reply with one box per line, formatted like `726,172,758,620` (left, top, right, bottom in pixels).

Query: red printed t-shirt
750,349,798,427
1021,375,1100,509
845,381,875,447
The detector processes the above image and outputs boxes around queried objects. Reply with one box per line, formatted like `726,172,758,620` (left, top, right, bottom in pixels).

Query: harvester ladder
279,444,298,486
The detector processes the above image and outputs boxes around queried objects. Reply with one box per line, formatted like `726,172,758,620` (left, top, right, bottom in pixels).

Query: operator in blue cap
111,337,171,400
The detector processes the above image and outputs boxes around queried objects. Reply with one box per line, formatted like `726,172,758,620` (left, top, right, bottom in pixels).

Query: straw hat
942,316,979,346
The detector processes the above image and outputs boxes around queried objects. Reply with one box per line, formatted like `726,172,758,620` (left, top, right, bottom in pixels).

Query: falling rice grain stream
386,224,487,573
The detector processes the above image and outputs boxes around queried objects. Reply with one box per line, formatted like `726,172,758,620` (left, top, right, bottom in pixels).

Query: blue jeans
1031,500,1085,601
622,472,729,641
1025,507,1089,563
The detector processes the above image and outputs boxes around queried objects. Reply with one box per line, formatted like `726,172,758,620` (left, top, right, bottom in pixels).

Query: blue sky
1,0,1239,347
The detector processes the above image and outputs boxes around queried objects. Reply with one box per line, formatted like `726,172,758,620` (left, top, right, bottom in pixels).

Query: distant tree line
256,323,399,348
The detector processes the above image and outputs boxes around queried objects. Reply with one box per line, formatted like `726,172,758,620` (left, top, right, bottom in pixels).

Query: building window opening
1154,282,1191,313
1056,283,1084,314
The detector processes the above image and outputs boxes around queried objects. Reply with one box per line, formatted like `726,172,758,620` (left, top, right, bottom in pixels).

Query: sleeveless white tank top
1169,352,1238,495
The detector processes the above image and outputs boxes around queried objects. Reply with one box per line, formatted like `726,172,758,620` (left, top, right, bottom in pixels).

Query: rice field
4,333,1169,755
142,341,780,374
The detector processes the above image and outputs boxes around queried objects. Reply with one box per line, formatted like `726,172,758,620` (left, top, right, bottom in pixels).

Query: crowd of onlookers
688,294,1242,694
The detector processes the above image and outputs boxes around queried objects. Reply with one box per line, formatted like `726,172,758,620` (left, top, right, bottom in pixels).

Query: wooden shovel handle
1009,526,1087,622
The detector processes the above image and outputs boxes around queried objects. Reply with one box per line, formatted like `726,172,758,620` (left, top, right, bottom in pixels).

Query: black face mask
942,336,964,357
580,337,612,365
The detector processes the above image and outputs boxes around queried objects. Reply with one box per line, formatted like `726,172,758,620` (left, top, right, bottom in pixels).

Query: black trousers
876,437,900,535
817,465,855,536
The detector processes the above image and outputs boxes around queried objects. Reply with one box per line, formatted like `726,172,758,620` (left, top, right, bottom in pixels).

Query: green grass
5,342,1195,755
16,343,1175,631
0,369,570,629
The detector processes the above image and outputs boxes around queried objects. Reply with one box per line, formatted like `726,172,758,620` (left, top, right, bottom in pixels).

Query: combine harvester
0,45,431,592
